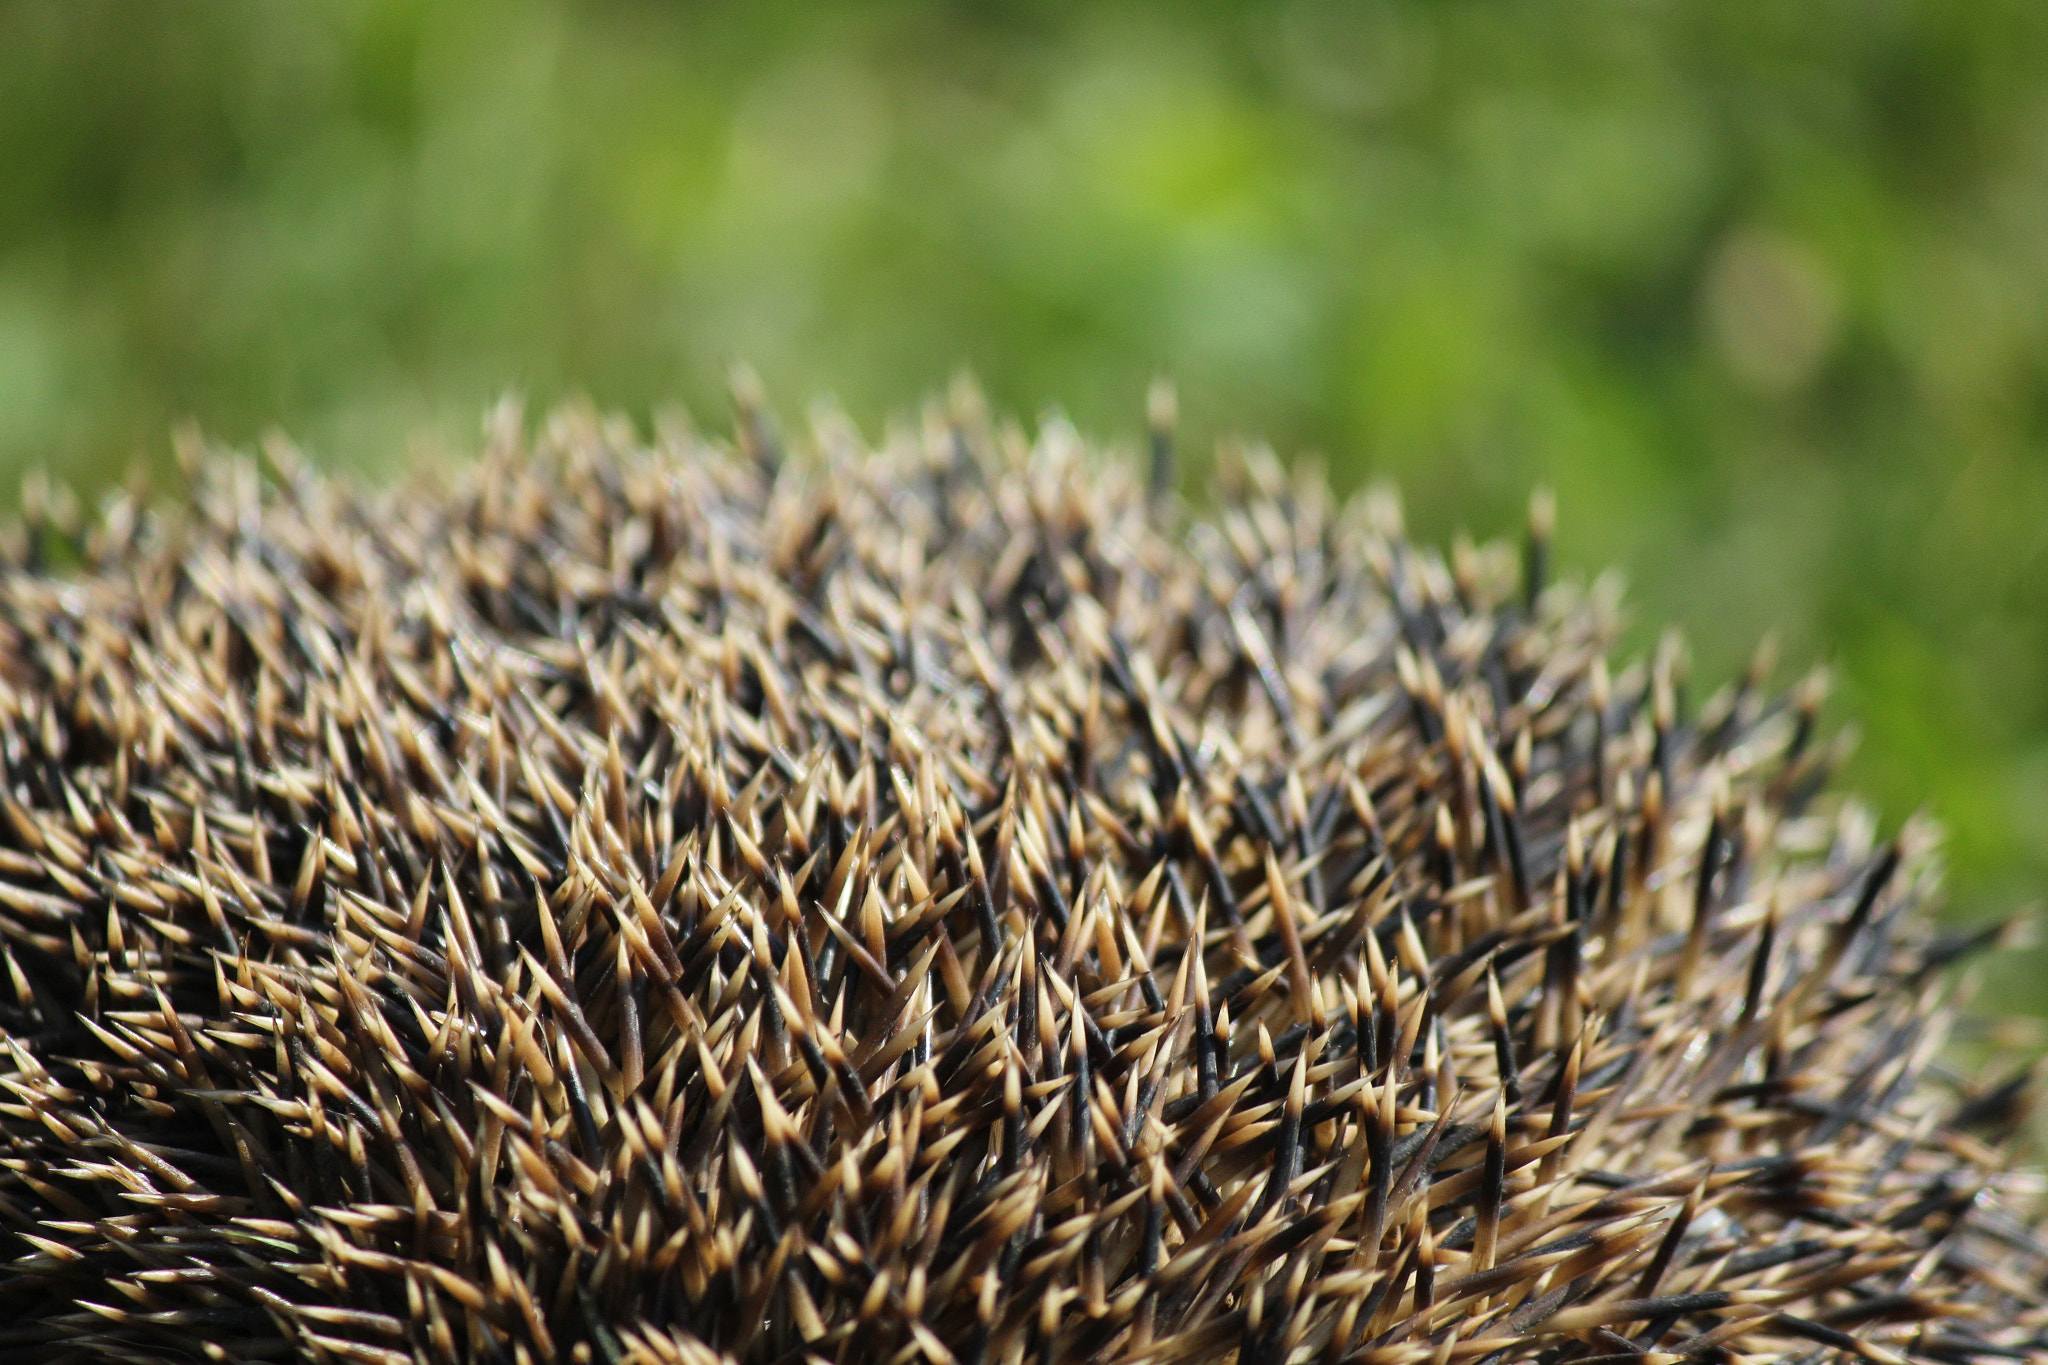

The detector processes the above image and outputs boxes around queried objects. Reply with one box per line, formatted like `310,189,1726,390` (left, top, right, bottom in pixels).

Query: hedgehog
0,381,2038,1365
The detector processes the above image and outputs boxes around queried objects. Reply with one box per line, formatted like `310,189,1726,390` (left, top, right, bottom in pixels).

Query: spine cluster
0,391,2038,1365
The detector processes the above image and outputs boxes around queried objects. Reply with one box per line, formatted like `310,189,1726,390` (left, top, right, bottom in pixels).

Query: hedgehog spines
0,389,2036,1365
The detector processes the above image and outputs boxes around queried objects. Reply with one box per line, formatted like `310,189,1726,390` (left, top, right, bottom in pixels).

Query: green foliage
1,0,2043,1009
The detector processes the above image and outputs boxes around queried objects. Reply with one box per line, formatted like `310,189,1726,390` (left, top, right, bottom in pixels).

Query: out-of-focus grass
2,0,2045,1016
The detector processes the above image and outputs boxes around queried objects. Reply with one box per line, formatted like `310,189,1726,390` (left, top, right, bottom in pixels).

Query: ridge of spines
0,392,2032,1364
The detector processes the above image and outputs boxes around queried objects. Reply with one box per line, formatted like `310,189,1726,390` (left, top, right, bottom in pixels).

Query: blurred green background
1,0,2044,1021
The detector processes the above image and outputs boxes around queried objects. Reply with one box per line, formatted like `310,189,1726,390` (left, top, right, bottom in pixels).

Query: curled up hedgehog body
0,387,2039,1365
